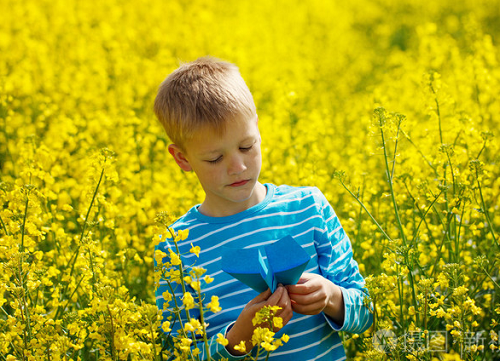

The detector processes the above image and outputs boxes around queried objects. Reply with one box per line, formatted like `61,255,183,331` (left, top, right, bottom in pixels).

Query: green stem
337,179,392,243
476,140,486,159
107,305,117,361
54,275,86,320
412,191,443,243
405,136,438,175
423,290,428,331
0,213,9,236
87,244,97,295
397,264,405,330
456,197,466,263
149,319,157,359
434,95,443,144
17,289,29,361
379,116,407,247
197,282,211,361
165,275,196,360
253,345,261,361
445,151,460,263
377,112,419,324
166,225,193,323
69,166,106,278
483,267,500,290
390,115,403,181
19,189,33,346
166,282,188,339
55,166,105,319
20,193,29,251
476,168,498,248
430,207,455,278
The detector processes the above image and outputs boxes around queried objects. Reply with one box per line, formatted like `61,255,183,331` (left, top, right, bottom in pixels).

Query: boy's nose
228,154,247,175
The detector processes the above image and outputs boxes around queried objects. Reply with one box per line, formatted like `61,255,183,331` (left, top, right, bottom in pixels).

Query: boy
154,57,372,360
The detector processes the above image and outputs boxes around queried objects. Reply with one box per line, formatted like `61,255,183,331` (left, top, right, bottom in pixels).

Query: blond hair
154,57,256,147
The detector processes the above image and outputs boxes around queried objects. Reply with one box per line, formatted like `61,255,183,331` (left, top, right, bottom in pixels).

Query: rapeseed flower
1,0,499,359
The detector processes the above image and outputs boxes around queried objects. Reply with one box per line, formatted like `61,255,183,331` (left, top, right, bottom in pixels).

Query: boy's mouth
229,179,249,187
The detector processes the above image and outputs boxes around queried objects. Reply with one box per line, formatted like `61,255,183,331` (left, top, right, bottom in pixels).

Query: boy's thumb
265,286,284,305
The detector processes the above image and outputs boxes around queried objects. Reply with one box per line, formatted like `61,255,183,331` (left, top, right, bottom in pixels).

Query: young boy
154,57,372,360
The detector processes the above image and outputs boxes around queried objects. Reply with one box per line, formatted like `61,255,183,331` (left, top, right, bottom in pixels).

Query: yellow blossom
182,292,195,310
216,333,229,346
190,243,201,257
178,229,189,241
162,321,171,332
207,296,222,313
168,249,182,266
234,341,246,353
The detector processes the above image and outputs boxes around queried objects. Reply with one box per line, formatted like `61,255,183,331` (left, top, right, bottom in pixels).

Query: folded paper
221,235,311,293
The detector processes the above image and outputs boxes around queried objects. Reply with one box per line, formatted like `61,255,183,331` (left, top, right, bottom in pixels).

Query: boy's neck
198,182,267,218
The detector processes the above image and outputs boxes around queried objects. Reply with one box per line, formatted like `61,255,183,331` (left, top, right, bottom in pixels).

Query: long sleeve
313,190,373,333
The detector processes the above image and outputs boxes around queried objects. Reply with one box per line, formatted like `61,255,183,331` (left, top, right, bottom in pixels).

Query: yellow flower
162,321,171,332
178,229,190,240
190,280,201,292
452,286,468,297
216,333,228,346
234,341,246,353
168,249,182,266
154,249,167,265
192,266,207,277
179,337,192,352
162,291,172,302
184,319,202,334
207,296,222,313
190,243,201,257
262,341,278,352
273,316,283,329
182,292,195,310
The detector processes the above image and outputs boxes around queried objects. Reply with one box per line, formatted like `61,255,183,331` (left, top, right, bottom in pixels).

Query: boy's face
168,114,265,217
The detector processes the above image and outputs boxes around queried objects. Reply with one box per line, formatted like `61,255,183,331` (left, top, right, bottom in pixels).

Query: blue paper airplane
221,235,311,293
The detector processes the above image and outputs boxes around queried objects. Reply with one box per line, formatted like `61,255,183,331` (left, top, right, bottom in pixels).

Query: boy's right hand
226,285,293,356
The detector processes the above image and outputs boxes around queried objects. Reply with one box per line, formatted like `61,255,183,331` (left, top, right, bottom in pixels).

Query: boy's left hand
286,273,345,325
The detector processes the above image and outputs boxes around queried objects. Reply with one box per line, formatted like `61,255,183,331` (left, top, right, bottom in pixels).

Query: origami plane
220,235,311,293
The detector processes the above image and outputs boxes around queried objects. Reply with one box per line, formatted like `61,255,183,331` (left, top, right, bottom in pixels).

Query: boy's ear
168,144,192,172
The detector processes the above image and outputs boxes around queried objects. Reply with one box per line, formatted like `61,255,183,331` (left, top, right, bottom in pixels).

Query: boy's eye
207,156,223,164
240,145,253,152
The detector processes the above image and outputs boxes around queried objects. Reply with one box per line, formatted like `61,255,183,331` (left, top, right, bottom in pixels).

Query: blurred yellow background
1,0,499,359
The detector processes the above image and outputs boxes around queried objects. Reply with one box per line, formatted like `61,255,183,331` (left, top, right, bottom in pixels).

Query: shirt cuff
323,285,347,332
323,286,373,334
218,322,252,360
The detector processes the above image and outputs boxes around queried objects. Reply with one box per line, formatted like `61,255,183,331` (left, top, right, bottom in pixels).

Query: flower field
1,0,499,359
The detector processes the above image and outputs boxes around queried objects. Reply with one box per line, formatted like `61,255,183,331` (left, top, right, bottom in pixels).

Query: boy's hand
286,273,345,326
226,285,292,356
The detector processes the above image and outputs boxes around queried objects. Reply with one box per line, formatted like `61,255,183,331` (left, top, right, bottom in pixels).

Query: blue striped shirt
155,184,372,360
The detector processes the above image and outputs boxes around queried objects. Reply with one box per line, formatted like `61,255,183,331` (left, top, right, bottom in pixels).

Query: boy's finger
287,283,312,295
250,288,272,305
289,291,315,305
277,287,291,310
265,285,284,305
